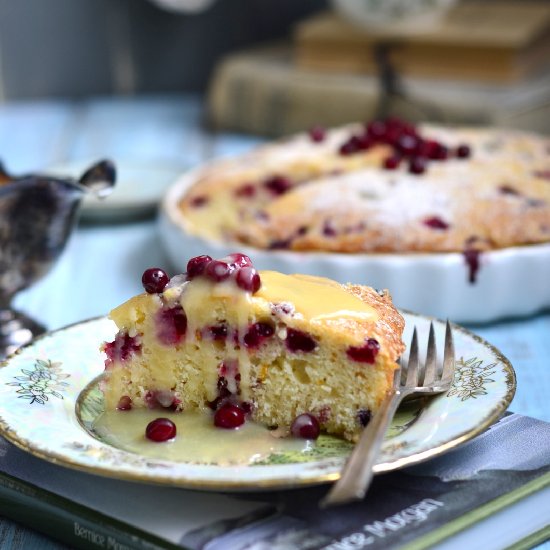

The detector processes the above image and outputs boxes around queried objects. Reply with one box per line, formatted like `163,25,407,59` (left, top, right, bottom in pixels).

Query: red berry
423,216,450,230
346,338,380,364
156,305,187,345
463,248,481,284
235,183,256,198
223,253,253,269
103,331,141,367
142,268,169,294
432,143,448,160
264,176,292,195
286,329,316,353
409,157,426,174
186,255,212,279
357,409,372,427
214,403,245,429
383,154,401,170
116,395,132,411
145,418,176,442
339,134,372,156
498,185,520,196
207,324,228,341
291,413,320,439
396,134,419,156
236,266,261,293
339,140,357,156
244,321,274,348
309,126,326,142
190,196,208,207
204,260,231,282
366,120,386,140
456,144,471,158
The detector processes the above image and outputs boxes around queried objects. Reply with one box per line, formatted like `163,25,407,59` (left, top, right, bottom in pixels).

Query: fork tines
402,320,454,389
442,320,455,384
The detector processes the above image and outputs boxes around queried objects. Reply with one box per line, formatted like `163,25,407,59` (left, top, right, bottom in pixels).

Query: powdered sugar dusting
307,167,458,226
258,125,360,170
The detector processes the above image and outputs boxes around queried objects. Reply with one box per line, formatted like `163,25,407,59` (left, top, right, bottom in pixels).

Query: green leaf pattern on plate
6,359,70,405
448,357,497,401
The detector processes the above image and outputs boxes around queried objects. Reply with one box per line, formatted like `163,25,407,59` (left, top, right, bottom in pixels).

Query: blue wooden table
1,96,549,549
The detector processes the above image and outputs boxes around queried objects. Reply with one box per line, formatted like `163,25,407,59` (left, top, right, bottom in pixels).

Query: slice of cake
101,253,405,442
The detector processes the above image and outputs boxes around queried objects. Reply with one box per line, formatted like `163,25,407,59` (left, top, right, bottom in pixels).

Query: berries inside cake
101,254,405,442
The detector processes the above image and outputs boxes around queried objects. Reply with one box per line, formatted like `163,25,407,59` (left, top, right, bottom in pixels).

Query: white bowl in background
158,170,550,324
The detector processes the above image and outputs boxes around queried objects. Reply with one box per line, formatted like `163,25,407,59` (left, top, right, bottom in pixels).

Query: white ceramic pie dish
158,170,550,324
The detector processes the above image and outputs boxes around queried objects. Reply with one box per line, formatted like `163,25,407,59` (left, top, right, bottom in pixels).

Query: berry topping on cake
145,418,176,442
383,154,401,170
142,268,169,294
336,117,471,175
264,175,292,196
309,126,326,143
223,252,253,268
236,266,261,293
456,144,471,158
409,156,427,175
185,253,262,294
204,259,232,282
186,255,212,279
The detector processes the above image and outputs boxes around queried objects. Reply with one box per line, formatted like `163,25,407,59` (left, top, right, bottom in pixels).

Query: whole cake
101,254,405,442
178,119,550,253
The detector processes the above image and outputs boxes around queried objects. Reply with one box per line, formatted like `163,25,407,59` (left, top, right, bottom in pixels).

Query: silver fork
321,320,456,507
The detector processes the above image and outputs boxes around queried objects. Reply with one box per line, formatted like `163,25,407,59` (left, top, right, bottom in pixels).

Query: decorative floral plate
0,313,515,490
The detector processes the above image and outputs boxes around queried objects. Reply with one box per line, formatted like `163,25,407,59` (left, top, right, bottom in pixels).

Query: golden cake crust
177,123,550,253
344,284,405,360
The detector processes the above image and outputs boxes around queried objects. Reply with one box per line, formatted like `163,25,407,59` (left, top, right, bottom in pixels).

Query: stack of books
0,413,549,549
207,1,550,137
294,3,550,83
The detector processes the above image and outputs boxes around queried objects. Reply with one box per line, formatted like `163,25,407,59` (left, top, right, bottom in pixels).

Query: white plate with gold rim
0,313,515,491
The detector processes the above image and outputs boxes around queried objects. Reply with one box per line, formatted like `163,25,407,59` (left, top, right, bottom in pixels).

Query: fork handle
320,388,404,507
